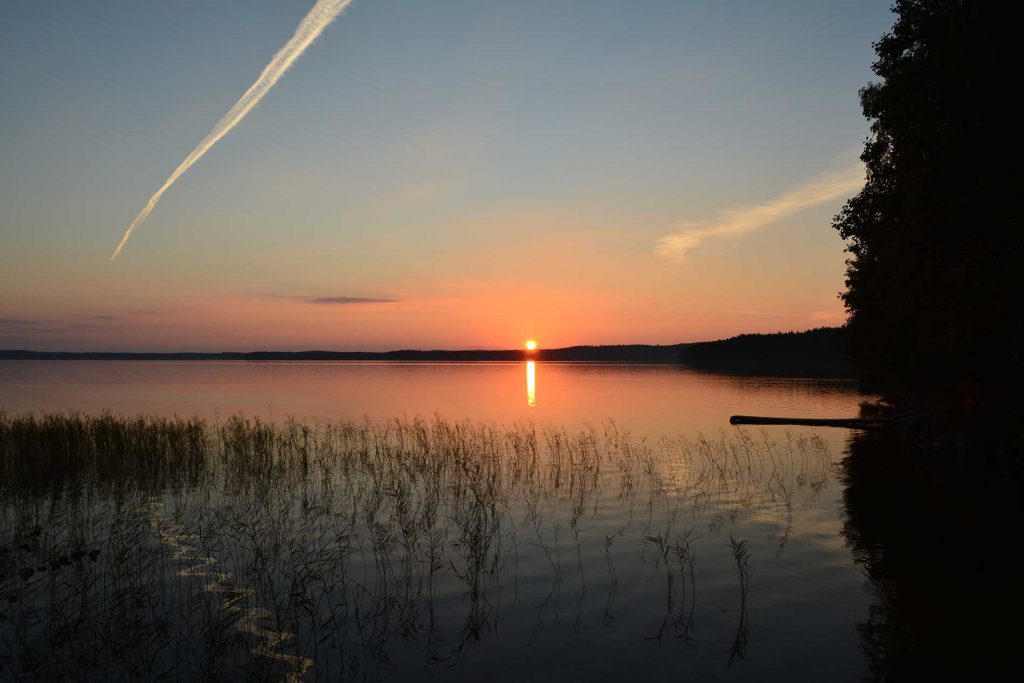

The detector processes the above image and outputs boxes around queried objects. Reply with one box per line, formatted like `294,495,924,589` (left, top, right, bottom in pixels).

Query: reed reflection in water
0,411,858,681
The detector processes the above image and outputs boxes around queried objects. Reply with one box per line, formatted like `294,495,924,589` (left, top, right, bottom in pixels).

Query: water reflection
841,430,1021,679
0,361,865,439
525,360,536,407
2,412,850,680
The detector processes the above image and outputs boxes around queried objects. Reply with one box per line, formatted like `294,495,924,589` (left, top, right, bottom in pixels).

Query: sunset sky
0,0,893,351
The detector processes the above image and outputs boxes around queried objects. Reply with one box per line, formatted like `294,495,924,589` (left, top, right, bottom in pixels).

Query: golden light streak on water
526,360,536,407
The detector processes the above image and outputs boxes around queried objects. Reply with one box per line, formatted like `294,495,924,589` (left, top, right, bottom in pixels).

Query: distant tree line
0,345,687,364
834,0,1020,430
677,327,854,379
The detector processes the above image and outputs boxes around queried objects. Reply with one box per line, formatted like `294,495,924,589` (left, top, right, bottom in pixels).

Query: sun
524,339,538,351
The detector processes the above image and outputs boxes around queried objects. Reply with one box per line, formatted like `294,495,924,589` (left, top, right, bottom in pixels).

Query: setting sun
524,340,537,351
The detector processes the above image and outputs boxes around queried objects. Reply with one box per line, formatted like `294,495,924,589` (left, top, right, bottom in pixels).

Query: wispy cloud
0,317,100,336
110,0,354,261
1,312,154,336
0,317,39,328
655,160,865,262
307,296,398,305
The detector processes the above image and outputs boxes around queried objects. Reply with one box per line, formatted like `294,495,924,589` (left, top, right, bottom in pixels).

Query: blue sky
0,1,894,350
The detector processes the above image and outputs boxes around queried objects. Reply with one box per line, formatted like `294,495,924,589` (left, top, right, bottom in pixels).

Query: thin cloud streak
110,0,354,261
0,317,103,335
308,297,398,305
655,161,865,261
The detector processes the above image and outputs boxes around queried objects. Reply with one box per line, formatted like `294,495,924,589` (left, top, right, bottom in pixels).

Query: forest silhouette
834,0,1020,438
836,5,1021,676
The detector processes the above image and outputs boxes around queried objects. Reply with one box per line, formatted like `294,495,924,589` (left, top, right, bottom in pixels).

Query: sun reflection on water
526,361,536,407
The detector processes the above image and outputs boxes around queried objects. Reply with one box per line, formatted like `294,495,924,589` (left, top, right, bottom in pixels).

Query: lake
0,360,863,435
2,361,993,680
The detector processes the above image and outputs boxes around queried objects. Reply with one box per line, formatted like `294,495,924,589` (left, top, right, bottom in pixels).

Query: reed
0,411,830,679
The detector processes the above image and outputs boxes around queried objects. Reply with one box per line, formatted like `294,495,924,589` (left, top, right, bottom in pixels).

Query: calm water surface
6,361,957,681
0,360,863,435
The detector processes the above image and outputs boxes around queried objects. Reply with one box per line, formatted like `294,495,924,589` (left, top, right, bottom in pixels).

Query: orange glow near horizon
525,339,537,351
1,281,847,353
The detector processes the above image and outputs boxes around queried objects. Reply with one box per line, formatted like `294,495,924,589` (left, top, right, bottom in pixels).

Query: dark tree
835,0,1020,427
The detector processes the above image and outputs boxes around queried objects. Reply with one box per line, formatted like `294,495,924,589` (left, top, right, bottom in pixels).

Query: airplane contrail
110,0,354,261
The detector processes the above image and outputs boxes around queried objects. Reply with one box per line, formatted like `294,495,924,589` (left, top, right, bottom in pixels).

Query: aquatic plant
0,411,830,679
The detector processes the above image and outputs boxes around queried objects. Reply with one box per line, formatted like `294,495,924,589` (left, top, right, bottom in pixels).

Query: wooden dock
729,415,893,429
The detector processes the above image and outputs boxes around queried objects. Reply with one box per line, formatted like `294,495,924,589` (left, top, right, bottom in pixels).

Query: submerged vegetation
0,411,832,680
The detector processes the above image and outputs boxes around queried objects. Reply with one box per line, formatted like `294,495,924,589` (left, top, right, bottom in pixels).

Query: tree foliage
835,0,1020,422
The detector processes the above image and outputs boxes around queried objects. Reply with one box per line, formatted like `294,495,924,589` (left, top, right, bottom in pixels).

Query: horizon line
0,327,843,357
